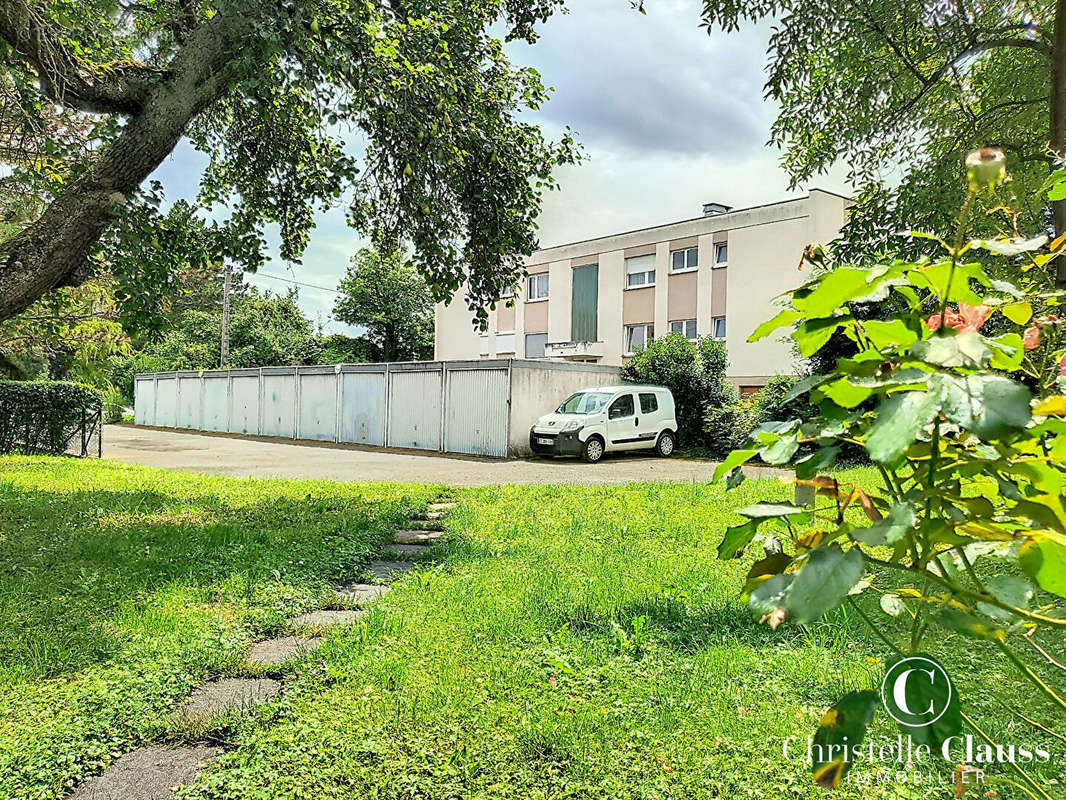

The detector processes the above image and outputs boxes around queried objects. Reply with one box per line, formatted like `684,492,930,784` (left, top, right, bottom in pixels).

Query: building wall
435,189,850,387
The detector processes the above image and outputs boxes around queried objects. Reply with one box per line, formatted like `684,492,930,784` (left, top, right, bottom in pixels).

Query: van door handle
635,417,639,426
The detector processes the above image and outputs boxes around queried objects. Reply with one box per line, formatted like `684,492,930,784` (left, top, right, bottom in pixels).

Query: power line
244,270,342,294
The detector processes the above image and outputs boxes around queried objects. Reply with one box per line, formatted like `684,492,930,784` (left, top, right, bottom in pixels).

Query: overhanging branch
0,0,161,114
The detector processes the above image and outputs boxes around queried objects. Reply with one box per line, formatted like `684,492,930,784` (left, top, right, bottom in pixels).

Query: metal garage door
155,377,177,427
177,375,201,429
444,368,509,456
298,369,338,441
339,370,387,445
229,374,260,434
388,369,442,450
261,370,297,438
201,375,229,431
134,378,155,426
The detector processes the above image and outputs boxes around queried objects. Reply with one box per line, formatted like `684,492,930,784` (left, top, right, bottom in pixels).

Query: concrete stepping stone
419,510,444,521
369,560,415,580
246,635,322,666
335,582,390,603
176,677,281,720
406,519,444,531
386,543,430,556
70,745,221,800
427,502,457,512
395,529,443,544
291,608,367,627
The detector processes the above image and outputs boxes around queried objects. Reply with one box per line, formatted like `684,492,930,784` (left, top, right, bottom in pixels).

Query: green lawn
0,457,1061,799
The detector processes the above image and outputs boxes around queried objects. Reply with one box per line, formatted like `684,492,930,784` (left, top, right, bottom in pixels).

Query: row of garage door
134,363,511,457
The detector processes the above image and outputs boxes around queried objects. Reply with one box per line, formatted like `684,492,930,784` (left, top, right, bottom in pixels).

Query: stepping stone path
245,635,322,667
70,745,221,800
335,582,390,603
176,677,282,720
67,496,460,800
386,543,431,556
291,608,367,627
394,529,443,544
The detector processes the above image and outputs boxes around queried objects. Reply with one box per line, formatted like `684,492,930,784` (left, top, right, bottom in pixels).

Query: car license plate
537,437,553,445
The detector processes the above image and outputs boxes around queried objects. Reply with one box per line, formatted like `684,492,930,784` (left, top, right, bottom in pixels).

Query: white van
529,385,678,463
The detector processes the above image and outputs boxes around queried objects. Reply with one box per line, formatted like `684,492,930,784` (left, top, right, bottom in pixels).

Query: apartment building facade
434,189,850,393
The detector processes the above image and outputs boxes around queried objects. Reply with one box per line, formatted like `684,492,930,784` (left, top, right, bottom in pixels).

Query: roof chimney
702,202,732,216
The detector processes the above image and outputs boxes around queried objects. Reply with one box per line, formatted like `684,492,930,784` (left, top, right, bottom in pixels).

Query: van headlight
561,420,583,432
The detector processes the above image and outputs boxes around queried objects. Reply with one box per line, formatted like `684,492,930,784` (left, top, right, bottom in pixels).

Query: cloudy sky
151,0,850,333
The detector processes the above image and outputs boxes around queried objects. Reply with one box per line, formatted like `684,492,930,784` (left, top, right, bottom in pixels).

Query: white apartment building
434,189,850,395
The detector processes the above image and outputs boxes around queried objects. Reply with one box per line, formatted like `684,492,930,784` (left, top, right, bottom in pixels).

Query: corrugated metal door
201,376,229,431
229,376,260,434
444,368,508,456
155,378,177,427
340,372,387,445
298,371,338,441
261,372,297,438
571,264,599,342
388,370,442,450
177,376,201,429
134,378,155,425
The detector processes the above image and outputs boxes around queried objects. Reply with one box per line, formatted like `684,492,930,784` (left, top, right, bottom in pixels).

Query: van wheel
582,435,605,463
655,431,676,458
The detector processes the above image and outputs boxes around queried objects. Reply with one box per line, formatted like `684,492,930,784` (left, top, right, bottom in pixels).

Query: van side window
639,393,658,414
609,394,634,419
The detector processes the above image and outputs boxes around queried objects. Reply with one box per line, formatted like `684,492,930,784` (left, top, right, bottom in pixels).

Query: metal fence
135,361,514,457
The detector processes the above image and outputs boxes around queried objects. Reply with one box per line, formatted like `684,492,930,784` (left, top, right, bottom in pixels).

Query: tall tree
696,0,1066,285
334,248,434,362
0,0,578,325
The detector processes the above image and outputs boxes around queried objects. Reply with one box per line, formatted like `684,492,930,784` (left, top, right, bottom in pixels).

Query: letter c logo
881,656,953,727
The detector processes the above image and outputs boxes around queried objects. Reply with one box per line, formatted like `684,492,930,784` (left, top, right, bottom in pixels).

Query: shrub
713,149,1066,790
621,333,710,445
0,381,104,455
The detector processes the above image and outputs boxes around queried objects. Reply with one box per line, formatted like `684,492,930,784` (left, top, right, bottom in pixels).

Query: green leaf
748,309,799,342
810,691,880,789
911,331,989,368
866,389,942,465
712,449,757,483
976,575,1034,623
862,319,919,350
880,593,905,617
794,267,879,317
735,501,809,518
742,552,793,598
935,373,1031,439
793,317,850,358
987,333,1024,371
785,545,864,623
1000,301,1033,324
820,378,872,409
851,503,917,546
1019,533,1066,599
748,573,792,618
717,520,757,559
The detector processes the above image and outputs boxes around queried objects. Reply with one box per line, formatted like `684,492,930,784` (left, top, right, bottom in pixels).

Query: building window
670,319,697,340
496,331,516,354
625,255,655,288
500,285,515,300
527,273,549,301
525,333,547,358
639,392,658,414
624,323,654,354
711,316,726,339
479,334,489,356
670,247,698,272
714,242,728,267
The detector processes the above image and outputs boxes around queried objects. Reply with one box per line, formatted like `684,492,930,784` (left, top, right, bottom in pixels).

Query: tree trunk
0,14,246,322
1052,0,1066,286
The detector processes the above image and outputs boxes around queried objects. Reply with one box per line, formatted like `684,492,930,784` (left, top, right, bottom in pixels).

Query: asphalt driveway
102,425,784,487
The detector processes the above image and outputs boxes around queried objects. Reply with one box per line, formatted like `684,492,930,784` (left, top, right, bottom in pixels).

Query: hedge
0,381,104,456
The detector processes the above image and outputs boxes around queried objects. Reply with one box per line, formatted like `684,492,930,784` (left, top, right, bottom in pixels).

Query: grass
0,457,1062,800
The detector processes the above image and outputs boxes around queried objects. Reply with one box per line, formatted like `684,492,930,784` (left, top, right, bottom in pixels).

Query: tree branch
0,0,162,114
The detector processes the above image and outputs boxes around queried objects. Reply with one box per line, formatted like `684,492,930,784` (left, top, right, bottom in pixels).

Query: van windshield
557,392,613,415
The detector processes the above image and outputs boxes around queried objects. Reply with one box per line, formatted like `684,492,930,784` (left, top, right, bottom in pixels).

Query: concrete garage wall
135,359,621,458
507,360,621,456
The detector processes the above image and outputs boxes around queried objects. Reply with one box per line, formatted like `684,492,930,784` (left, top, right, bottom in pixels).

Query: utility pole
220,264,231,367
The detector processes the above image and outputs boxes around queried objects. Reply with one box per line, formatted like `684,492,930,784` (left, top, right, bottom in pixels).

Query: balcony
544,340,605,360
